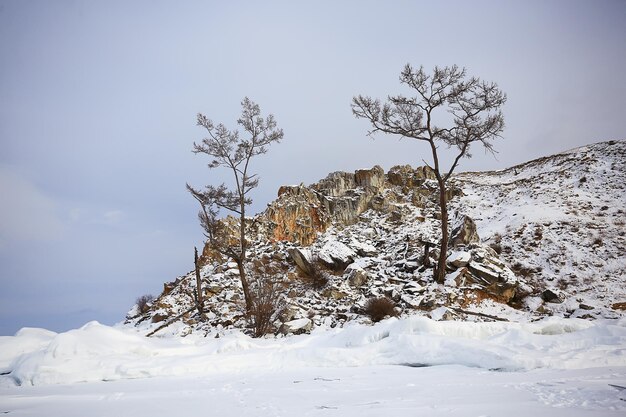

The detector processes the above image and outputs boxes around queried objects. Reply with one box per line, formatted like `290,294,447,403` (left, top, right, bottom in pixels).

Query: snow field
1,364,625,416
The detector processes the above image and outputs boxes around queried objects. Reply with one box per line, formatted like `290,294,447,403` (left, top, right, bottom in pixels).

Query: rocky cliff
126,140,626,337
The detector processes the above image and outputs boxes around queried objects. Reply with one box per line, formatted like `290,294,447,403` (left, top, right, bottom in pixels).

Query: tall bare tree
187,97,284,314
352,65,506,284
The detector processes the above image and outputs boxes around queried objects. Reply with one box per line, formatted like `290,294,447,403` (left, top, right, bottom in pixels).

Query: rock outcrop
264,185,329,246
126,140,626,337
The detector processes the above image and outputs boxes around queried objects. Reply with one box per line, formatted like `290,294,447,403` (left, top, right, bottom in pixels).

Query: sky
0,0,625,335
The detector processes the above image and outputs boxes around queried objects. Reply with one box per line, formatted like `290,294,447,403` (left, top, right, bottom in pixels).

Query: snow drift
2,317,625,386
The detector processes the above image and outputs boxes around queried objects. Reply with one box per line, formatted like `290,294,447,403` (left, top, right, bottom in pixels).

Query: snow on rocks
452,140,626,319
447,251,471,268
279,318,313,335
318,239,356,271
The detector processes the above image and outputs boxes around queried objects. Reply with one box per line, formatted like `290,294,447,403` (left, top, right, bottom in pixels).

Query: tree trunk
236,260,253,315
436,179,449,284
238,208,253,315
194,246,204,312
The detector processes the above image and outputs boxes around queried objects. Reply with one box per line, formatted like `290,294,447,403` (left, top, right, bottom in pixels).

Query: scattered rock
542,289,563,303
345,264,370,287
611,302,626,311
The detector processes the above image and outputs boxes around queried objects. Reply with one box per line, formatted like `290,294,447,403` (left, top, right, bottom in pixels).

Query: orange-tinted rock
264,185,330,246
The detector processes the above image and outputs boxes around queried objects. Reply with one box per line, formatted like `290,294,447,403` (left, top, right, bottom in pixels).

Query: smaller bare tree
352,65,506,284
187,98,284,314
192,246,205,316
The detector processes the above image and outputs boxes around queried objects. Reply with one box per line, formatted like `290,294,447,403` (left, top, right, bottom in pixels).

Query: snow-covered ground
1,317,625,416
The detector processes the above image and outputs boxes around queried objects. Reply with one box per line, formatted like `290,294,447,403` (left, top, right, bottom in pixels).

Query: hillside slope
126,140,626,337
452,140,625,317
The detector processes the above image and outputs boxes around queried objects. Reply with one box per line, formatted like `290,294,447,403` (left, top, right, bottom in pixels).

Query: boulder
322,190,370,225
349,239,378,257
466,260,518,303
369,194,390,212
415,165,437,181
468,261,500,283
319,240,356,271
447,251,471,268
387,165,416,188
279,318,313,335
541,289,563,303
289,247,315,276
450,215,480,247
445,267,472,286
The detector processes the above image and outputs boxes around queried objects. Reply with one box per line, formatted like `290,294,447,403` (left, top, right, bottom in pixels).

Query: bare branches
352,64,506,180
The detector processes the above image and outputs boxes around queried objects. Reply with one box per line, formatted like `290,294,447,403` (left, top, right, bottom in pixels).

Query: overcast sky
1,0,624,335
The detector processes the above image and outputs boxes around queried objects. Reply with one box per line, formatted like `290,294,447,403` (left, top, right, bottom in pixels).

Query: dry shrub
489,242,503,255
136,294,154,314
364,297,397,322
511,262,534,278
249,262,286,337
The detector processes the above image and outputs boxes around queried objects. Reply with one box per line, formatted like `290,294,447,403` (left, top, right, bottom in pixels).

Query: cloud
0,166,65,247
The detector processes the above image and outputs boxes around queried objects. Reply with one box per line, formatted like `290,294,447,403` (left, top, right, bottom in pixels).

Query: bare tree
187,98,284,314
352,65,506,284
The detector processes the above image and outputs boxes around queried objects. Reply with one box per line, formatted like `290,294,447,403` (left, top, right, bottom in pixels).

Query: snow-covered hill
452,140,626,317
127,140,625,337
